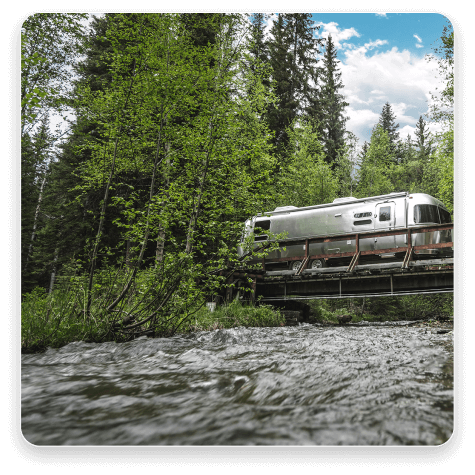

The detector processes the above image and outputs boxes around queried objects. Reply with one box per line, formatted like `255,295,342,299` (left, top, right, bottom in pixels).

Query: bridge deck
225,223,453,301
264,257,454,276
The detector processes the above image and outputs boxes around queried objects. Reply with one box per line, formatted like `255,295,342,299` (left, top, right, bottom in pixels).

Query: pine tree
267,13,321,161
359,141,369,161
267,14,291,158
247,13,271,71
356,125,393,197
378,102,400,161
318,35,349,169
414,115,434,160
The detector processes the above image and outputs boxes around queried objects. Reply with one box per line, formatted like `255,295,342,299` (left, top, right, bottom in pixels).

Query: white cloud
399,125,415,139
375,13,388,17
414,34,424,49
315,21,360,49
340,46,443,143
345,107,380,139
344,39,389,58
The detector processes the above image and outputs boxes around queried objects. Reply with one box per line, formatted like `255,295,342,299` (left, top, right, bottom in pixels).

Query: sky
273,13,452,146
27,12,452,151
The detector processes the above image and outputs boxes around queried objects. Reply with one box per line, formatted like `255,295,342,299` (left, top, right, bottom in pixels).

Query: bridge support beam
257,268,453,300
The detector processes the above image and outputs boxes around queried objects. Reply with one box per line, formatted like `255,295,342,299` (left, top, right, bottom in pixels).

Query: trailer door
374,201,396,253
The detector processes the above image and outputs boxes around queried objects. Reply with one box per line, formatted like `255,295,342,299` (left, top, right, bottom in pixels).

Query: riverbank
21,299,286,354
404,318,454,330
21,289,453,353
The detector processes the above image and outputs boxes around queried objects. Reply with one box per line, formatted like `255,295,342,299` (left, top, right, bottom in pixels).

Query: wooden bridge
223,223,454,302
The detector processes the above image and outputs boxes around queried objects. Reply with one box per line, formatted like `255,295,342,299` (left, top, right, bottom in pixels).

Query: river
21,322,453,445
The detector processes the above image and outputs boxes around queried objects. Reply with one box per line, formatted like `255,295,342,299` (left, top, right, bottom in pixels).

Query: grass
308,304,402,325
179,299,286,332
21,284,286,353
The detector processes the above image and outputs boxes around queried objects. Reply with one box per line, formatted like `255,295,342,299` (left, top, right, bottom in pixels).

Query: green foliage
356,124,393,197
181,300,285,332
274,119,338,207
335,131,358,197
21,283,109,352
433,126,454,213
308,294,453,324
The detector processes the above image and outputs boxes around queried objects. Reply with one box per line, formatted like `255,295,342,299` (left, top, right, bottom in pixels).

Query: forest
21,13,454,350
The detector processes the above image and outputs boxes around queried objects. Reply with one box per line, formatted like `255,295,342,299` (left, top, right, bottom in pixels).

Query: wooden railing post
347,234,360,273
402,228,413,269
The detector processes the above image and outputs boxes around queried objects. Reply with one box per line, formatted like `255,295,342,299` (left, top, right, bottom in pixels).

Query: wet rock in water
337,314,352,324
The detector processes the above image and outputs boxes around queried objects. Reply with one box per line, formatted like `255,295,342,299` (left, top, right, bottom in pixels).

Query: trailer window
414,204,439,224
379,206,391,222
254,219,270,242
438,207,452,223
255,219,271,231
354,219,372,226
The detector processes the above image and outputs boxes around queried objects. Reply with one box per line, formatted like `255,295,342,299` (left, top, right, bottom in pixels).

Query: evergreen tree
391,134,419,193
318,35,349,169
356,124,393,197
276,119,338,207
378,102,400,161
358,141,369,166
267,14,320,161
267,14,292,158
335,131,358,197
414,115,434,160
247,13,271,73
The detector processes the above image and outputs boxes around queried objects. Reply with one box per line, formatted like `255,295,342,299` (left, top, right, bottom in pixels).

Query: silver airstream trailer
238,192,452,270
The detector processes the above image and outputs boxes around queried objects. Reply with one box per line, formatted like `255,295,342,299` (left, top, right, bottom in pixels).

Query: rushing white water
21,322,453,445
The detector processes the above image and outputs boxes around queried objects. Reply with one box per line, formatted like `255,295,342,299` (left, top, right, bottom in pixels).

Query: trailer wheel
291,261,302,271
310,259,326,269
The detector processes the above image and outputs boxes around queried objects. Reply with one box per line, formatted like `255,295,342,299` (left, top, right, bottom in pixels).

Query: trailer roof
257,192,410,217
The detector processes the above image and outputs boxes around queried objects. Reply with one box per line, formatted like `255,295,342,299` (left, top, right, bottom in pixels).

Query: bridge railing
254,223,453,274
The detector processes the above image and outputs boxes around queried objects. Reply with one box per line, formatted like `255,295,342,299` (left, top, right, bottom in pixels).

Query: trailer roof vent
333,197,358,203
274,205,298,212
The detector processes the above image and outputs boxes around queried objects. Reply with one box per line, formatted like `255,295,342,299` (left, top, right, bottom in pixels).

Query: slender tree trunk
48,247,58,294
185,141,214,254
24,174,46,272
155,141,171,266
